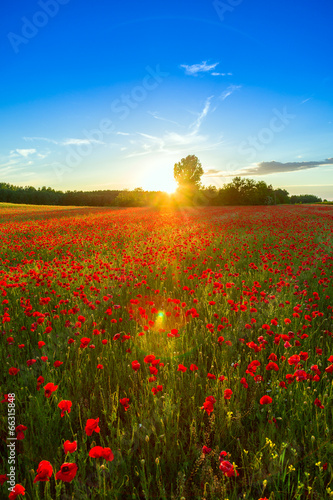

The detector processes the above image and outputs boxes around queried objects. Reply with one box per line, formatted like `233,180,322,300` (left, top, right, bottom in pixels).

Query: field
0,204,333,500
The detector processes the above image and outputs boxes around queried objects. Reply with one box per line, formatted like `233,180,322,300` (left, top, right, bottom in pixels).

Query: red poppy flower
288,354,300,366
131,360,140,371
266,362,279,371
8,484,25,499
36,376,44,391
43,383,58,398
33,460,53,483
144,354,155,363
240,377,248,388
85,418,100,436
89,445,104,458
55,463,78,482
314,398,324,409
207,373,216,380
58,400,72,417
219,460,239,477
190,364,198,371
16,425,27,440
224,389,233,400
294,369,307,381
64,440,77,454
101,447,114,461
120,398,130,411
202,446,212,454
89,446,114,461
0,474,8,485
80,337,91,348
8,367,19,376
177,364,187,372
260,395,273,405
202,400,214,414
201,395,216,415
54,361,63,368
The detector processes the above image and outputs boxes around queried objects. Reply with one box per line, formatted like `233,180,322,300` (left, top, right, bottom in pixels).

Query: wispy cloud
147,111,182,126
23,136,58,144
116,131,130,136
125,97,223,158
211,72,233,77
220,85,242,101
16,148,36,157
301,97,312,104
203,158,333,178
190,96,213,133
62,138,105,145
180,61,219,76
23,136,104,146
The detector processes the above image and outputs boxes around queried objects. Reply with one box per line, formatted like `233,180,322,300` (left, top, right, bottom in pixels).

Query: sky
1,0,332,198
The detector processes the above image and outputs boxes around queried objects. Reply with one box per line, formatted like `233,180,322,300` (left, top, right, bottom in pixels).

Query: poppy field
0,203,333,500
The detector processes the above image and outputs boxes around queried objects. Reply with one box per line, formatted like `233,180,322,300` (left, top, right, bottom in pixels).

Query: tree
173,155,204,205
174,155,203,190
274,188,289,205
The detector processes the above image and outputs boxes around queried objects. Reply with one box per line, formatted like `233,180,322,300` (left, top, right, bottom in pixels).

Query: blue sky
1,0,332,197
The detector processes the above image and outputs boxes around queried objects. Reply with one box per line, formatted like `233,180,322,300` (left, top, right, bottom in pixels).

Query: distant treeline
0,179,323,207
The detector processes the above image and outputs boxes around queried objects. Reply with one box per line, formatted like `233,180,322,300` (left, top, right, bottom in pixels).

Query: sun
163,182,177,194
139,163,177,193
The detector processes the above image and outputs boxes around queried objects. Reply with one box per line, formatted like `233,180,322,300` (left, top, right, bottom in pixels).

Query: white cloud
62,138,105,145
180,61,219,76
202,158,333,178
116,131,130,136
16,149,36,157
190,96,213,133
148,111,182,126
126,97,223,158
23,136,104,146
9,151,20,158
220,85,241,101
23,136,58,144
